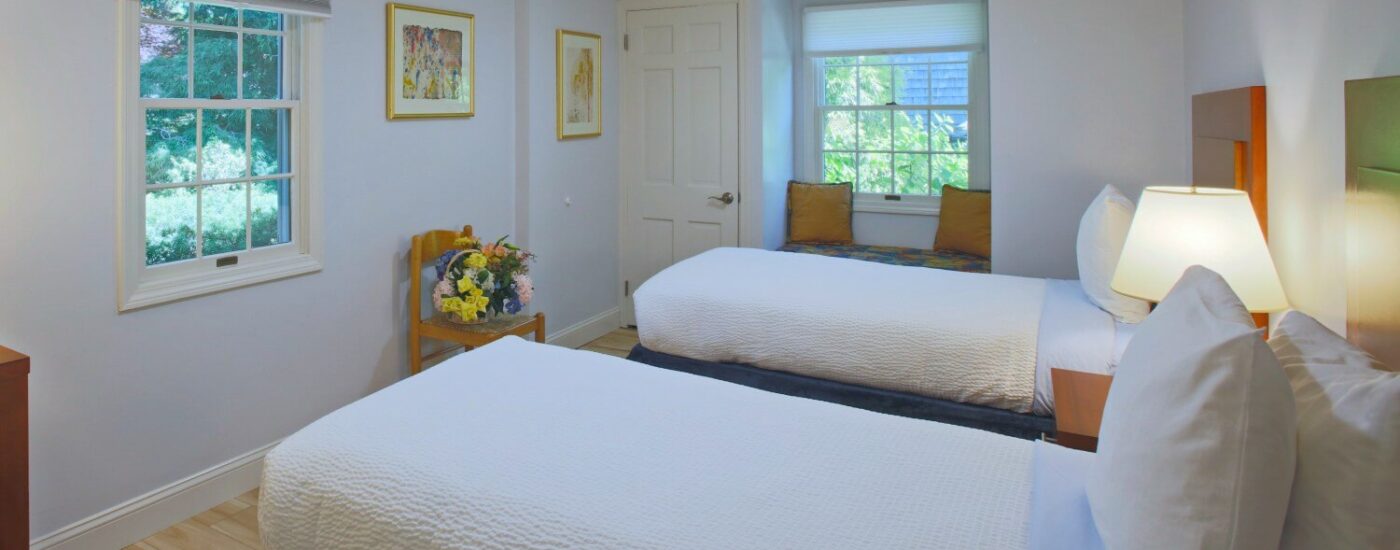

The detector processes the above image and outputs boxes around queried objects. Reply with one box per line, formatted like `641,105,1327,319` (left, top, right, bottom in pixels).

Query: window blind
237,0,331,18
804,0,984,56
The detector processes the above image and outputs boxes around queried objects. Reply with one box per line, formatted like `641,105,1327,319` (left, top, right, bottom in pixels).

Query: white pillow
1268,311,1400,550
1077,185,1150,323
1087,266,1296,550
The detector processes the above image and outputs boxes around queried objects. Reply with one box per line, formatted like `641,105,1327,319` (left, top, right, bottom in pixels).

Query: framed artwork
556,30,603,139
387,3,474,120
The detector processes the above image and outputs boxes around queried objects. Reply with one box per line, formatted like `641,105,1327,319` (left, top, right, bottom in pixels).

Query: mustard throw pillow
934,186,991,258
787,181,854,244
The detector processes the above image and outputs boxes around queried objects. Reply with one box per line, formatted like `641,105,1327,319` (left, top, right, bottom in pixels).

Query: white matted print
387,3,474,119
557,30,603,139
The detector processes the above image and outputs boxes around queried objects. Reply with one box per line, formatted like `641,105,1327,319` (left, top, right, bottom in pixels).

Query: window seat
777,243,990,274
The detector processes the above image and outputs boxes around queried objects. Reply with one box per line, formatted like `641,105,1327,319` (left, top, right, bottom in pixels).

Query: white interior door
620,4,740,326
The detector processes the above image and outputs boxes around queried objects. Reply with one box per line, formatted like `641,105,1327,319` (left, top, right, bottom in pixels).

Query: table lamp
1111,186,1289,313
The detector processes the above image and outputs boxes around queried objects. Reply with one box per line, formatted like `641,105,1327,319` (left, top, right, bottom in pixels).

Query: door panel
621,4,739,325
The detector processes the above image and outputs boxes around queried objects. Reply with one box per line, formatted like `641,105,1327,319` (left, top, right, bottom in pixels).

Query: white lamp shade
1111,186,1289,312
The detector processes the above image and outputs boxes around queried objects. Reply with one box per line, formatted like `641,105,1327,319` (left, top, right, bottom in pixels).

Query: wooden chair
409,225,545,375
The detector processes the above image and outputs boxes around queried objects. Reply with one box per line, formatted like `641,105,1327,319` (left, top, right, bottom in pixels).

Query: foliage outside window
139,0,294,266
819,52,972,197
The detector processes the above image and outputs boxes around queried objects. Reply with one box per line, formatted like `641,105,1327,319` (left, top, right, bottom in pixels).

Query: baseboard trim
546,307,622,349
31,440,278,550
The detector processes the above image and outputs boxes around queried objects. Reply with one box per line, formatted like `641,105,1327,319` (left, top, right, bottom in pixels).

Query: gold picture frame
387,3,475,120
556,30,603,139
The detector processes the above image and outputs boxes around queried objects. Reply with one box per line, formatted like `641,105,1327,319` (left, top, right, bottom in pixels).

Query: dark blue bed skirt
627,344,1056,441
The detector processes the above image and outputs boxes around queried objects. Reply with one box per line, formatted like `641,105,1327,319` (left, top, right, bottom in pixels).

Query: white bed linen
636,248,1119,415
1027,441,1103,550
1033,280,1120,415
261,337,1036,549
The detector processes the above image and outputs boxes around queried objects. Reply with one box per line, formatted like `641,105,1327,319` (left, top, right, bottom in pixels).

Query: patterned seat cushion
778,243,990,273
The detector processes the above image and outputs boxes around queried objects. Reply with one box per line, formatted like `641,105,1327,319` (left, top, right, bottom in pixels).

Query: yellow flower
465,253,488,270
474,296,491,312
456,277,477,295
453,236,479,248
469,288,483,297
439,297,465,314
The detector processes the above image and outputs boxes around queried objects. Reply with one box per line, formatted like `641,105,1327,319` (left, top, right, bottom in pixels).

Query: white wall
520,0,621,332
852,213,937,249
1183,0,1400,334
0,0,621,540
989,0,1188,278
760,0,796,249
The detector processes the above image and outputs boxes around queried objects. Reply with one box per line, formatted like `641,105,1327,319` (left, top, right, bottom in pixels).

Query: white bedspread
636,248,1049,413
261,337,1035,549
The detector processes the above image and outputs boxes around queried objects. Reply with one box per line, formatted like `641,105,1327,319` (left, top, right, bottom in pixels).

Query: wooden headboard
1192,86,1268,236
1345,76,1400,368
1192,86,1269,328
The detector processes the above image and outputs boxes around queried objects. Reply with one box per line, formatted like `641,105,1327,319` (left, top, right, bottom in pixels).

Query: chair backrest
410,225,473,323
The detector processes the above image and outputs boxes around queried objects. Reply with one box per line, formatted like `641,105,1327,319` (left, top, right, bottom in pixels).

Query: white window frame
797,47,990,217
117,0,324,311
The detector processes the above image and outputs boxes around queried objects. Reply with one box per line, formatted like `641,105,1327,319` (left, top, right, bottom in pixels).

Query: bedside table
1051,368,1113,452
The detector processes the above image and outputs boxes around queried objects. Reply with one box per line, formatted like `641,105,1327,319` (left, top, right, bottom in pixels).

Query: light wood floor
128,328,640,550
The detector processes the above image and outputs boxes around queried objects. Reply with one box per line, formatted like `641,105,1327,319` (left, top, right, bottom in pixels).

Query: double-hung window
120,0,329,310
802,0,988,214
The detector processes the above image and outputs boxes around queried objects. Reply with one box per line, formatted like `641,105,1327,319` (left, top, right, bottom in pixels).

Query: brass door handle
708,192,735,205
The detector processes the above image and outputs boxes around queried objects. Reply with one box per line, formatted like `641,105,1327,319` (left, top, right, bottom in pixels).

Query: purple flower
434,250,459,280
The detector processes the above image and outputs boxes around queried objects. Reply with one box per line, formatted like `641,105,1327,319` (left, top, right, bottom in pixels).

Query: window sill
852,198,940,216
119,253,322,311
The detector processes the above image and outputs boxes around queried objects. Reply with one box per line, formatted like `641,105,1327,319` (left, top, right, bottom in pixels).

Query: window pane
932,110,969,152
823,152,856,185
193,29,238,99
932,154,970,192
857,64,892,106
141,0,189,22
243,9,283,31
146,187,197,266
931,61,970,104
858,111,891,151
146,109,197,184
251,109,292,176
252,180,291,248
858,153,892,194
140,24,189,98
193,3,237,26
201,183,248,255
822,110,855,151
201,109,247,180
893,110,929,152
242,34,282,99
894,153,931,195
893,63,930,105
822,65,856,106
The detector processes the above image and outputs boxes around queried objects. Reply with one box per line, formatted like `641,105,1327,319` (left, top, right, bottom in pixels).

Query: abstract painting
557,30,602,139
387,4,474,119
401,25,462,100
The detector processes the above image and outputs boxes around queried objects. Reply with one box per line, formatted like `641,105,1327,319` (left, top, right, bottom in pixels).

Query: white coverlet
261,337,1035,549
636,248,1049,413
1033,280,1119,415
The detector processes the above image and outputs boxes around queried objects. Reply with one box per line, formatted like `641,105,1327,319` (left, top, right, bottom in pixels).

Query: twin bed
260,336,1084,549
630,247,1127,438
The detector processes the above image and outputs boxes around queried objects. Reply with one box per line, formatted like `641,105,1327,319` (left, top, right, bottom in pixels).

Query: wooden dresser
0,346,28,549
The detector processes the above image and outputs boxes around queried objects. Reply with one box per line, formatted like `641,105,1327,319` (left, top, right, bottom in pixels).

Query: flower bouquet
432,234,534,324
